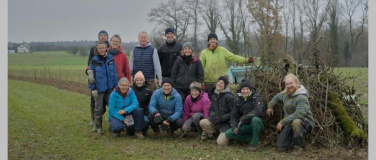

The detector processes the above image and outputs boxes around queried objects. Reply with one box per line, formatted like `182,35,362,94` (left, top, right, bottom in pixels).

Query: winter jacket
230,87,264,128
129,42,162,84
171,55,204,91
87,41,110,66
108,46,131,82
209,87,234,132
199,46,248,84
108,87,139,121
148,88,183,122
158,39,183,78
183,92,211,121
132,83,152,115
88,53,118,93
268,85,315,128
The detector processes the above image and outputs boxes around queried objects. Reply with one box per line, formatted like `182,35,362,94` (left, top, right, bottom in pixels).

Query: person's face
162,83,172,94
216,80,225,91
138,33,149,47
284,77,299,95
183,47,193,56
190,89,200,98
96,44,106,55
119,81,129,94
209,38,217,47
99,33,108,42
134,78,144,87
110,37,121,49
241,87,251,98
166,32,175,43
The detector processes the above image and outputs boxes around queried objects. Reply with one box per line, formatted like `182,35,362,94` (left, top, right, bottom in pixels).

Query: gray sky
8,0,166,43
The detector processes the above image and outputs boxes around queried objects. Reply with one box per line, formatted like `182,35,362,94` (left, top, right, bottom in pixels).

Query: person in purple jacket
181,82,211,137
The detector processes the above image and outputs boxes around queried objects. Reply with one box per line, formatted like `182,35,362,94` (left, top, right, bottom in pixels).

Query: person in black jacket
158,27,183,78
199,76,234,146
131,71,152,136
171,42,204,103
85,30,109,126
225,80,264,151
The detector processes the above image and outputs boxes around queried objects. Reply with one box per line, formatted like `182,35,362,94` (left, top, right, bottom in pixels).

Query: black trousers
148,113,184,132
275,119,313,150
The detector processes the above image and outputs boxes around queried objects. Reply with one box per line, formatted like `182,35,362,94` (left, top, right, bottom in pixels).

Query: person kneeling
108,78,145,139
225,80,264,151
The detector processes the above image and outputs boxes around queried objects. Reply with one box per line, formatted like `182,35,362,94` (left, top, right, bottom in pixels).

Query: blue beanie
98,30,108,39
165,27,175,35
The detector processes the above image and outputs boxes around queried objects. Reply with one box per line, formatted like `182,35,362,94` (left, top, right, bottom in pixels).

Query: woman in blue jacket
87,41,118,134
108,78,145,139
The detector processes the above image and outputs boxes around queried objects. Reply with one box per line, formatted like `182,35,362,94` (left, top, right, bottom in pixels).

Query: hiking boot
244,145,259,152
201,131,208,141
135,132,145,139
113,132,120,138
154,131,161,139
143,131,149,137
169,131,175,138
291,146,305,155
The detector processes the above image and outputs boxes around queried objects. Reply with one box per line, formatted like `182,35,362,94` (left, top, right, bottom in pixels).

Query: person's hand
92,90,98,99
123,118,129,124
154,113,163,123
87,70,96,84
277,122,283,131
266,108,273,116
211,116,222,124
118,110,125,115
233,127,239,134
247,56,256,63
163,120,170,126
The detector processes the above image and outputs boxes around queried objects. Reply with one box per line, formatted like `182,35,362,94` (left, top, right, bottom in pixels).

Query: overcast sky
8,0,167,43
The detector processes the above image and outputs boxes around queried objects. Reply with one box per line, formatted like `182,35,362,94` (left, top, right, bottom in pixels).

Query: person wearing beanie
148,77,184,138
200,32,256,98
158,27,183,79
181,82,211,138
171,41,204,103
129,31,162,92
225,80,265,151
85,30,110,127
87,41,118,135
132,71,152,136
107,34,131,82
199,75,234,146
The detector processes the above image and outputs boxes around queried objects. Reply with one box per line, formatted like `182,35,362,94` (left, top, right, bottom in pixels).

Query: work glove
247,56,256,63
154,114,163,124
211,116,222,125
233,122,242,134
87,70,95,84
125,115,134,127
92,90,99,99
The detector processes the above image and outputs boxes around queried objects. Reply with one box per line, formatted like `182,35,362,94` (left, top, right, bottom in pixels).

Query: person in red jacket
107,34,131,82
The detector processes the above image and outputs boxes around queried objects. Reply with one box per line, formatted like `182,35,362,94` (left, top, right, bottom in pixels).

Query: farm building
17,43,30,53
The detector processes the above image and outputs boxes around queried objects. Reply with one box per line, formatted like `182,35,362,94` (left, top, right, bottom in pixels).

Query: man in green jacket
266,73,314,153
199,32,256,98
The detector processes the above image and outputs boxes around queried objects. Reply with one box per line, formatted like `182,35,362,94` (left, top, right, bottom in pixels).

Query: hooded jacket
87,53,118,93
171,55,204,91
267,85,315,128
199,46,248,84
158,39,183,78
108,45,131,82
108,87,139,121
209,87,234,132
183,92,211,121
230,87,264,128
148,88,183,122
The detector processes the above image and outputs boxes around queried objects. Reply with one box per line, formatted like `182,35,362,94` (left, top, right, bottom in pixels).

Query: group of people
85,28,315,153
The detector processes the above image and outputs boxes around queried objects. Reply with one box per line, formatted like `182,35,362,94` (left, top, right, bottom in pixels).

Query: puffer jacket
158,39,183,78
209,87,234,132
183,92,211,121
108,87,139,121
148,88,183,122
171,55,204,91
88,53,118,93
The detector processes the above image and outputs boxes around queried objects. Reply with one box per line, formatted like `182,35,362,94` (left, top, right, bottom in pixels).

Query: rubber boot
96,117,105,135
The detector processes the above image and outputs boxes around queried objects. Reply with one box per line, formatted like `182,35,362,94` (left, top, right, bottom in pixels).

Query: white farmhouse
17,43,31,53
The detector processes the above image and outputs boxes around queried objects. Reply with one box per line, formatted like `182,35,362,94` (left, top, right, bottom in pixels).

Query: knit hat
183,42,194,51
238,80,252,90
207,32,218,41
217,76,229,87
98,30,108,39
162,77,174,87
134,71,145,81
189,81,202,91
165,27,175,35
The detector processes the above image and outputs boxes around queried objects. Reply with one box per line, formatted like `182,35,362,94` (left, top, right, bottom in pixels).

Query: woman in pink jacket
181,82,211,137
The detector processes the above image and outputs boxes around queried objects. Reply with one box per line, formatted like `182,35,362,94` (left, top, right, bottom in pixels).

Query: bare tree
185,0,201,53
148,0,191,43
219,0,243,54
200,0,221,33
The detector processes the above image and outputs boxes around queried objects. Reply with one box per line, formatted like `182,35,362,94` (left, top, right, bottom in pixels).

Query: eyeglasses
112,41,120,43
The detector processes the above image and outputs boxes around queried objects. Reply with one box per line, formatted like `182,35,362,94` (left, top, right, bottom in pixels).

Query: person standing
225,80,264,151
108,34,131,82
266,73,314,152
171,42,204,103
129,31,162,92
158,27,183,78
87,41,118,134
199,32,256,98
